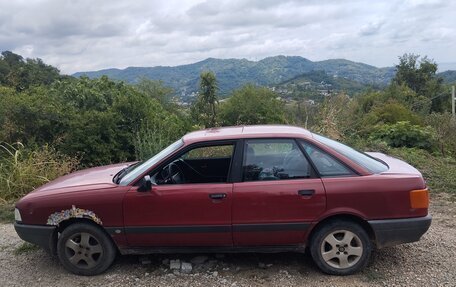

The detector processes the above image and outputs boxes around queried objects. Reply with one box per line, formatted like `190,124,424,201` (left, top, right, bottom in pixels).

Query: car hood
365,152,421,175
31,162,132,194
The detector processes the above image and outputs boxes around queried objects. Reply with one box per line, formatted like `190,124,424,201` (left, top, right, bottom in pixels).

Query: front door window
153,143,235,185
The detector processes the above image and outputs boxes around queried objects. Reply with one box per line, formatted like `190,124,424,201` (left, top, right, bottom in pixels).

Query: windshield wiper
113,162,142,184
113,167,128,184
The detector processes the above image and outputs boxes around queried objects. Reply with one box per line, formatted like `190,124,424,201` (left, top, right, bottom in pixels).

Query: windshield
312,133,388,174
119,139,184,185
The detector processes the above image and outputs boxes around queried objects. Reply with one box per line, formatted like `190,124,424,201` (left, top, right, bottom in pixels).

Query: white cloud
359,20,385,36
0,0,454,73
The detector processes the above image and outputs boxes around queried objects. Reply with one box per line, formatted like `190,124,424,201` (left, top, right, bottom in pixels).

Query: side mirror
138,175,153,192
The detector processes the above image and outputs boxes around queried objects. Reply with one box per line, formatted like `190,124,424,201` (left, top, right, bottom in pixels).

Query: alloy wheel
64,232,103,269
320,230,363,269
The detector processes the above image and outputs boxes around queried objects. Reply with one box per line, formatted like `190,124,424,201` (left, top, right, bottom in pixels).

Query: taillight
410,189,429,209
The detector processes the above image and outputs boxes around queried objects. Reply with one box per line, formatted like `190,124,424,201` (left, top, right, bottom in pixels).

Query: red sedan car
14,125,431,276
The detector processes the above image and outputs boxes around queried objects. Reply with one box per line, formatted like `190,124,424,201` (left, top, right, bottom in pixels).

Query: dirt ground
1,194,455,287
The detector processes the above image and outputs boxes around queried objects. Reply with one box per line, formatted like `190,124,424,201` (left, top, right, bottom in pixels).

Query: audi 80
14,125,431,275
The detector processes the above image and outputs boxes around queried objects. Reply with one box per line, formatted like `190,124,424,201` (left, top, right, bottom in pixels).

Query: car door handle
298,189,315,196
209,193,227,200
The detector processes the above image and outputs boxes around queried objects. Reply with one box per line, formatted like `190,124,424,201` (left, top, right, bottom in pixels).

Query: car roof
182,125,313,144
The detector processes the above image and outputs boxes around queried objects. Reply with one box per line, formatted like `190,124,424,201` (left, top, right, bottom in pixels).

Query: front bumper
369,215,432,248
14,222,56,253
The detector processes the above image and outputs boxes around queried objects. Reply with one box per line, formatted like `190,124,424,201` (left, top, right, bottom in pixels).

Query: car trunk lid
365,152,422,176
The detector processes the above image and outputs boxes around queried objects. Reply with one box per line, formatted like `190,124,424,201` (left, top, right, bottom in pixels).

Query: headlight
14,208,22,222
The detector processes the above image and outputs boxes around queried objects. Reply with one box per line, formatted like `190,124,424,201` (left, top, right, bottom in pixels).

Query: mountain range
439,70,456,83
73,56,454,100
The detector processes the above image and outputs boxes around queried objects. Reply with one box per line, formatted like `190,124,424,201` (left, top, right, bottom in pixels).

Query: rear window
312,133,389,174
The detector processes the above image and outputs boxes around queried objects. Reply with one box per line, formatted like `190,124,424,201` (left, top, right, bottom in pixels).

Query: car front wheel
310,220,372,275
57,222,116,276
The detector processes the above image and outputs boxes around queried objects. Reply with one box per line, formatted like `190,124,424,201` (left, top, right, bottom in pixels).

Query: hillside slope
73,56,395,99
439,70,456,83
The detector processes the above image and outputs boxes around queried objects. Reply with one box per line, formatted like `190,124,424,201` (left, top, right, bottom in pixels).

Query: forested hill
73,56,396,96
439,70,456,83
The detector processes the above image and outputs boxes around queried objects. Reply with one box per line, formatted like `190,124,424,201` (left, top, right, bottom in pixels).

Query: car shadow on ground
106,246,404,278
115,251,316,272
16,244,406,284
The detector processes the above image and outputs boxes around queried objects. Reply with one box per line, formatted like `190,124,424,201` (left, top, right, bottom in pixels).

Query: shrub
425,113,456,156
370,121,436,150
219,84,286,126
0,76,191,166
369,102,422,126
0,143,79,201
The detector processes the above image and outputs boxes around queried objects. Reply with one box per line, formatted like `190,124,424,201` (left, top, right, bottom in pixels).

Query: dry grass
0,143,79,202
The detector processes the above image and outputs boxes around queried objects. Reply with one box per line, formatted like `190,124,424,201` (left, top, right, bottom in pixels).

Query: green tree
50,76,188,165
219,84,286,126
383,84,431,115
0,51,60,91
393,53,444,112
0,51,194,174
24,58,61,87
135,77,174,107
0,74,190,166
348,86,427,138
0,86,67,145
191,71,218,128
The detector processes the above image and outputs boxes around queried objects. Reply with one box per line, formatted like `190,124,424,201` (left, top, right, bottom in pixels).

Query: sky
0,0,455,74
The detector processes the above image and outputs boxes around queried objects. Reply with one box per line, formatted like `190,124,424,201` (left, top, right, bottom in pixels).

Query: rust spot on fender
47,205,102,226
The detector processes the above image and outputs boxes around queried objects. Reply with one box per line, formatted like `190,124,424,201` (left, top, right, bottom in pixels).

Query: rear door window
300,141,354,177
243,139,312,181
312,133,389,173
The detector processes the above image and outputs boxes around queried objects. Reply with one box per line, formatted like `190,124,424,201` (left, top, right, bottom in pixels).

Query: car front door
123,141,237,247
232,138,326,246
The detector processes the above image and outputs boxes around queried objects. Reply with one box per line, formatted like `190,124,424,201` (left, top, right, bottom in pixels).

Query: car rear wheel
57,223,116,276
310,220,371,275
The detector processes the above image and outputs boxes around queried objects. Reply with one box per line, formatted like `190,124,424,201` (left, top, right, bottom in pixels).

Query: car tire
57,222,116,276
310,220,371,275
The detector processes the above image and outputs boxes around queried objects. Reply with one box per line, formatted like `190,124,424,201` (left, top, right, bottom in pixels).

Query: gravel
1,194,455,287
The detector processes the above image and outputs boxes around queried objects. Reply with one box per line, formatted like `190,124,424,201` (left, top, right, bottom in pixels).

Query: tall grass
0,143,79,202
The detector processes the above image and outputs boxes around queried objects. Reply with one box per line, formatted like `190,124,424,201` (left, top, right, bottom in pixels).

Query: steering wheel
160,160,185,184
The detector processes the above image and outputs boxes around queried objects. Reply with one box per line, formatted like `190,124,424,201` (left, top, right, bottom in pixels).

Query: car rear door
232,138,326,246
